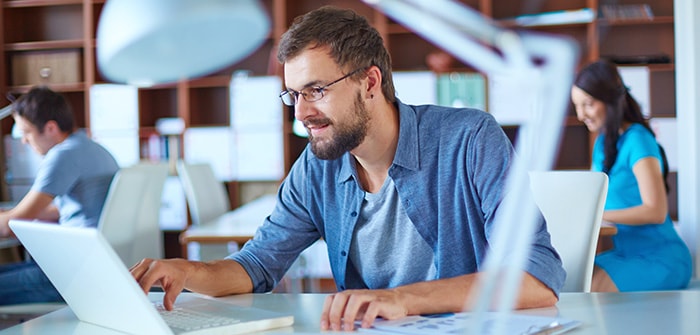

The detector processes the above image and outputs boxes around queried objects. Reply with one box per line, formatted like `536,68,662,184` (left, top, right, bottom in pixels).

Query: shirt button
341,251,347,256
350,211,357,217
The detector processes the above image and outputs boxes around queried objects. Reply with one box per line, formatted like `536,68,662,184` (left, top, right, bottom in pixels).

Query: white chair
98,162,169,267
529,170,608,293
176,162,230,226
176,162,232,260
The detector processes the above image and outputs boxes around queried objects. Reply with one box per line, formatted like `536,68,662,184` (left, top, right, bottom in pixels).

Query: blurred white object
0,104,12,120
156,117,186,136
4,135,42,202
97,0,270,86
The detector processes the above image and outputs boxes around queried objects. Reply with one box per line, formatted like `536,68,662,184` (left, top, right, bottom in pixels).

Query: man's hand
130,258,194,311
318,273,557,331
320,289,408,331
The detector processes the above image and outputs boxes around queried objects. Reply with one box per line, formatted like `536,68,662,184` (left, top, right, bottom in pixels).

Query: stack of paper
360,312,581,335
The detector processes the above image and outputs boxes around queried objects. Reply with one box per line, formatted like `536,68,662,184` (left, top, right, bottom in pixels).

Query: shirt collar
337,99,420,184
392,99,420,171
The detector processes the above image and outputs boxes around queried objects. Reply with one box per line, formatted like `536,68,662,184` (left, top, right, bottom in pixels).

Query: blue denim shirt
230,100,565,295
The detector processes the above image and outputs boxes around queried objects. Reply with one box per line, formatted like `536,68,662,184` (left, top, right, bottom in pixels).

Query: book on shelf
603,54,671,65
503,8,595,27
601,4,654,21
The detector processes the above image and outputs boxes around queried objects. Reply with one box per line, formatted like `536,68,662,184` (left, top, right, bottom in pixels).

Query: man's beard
308,92,369,160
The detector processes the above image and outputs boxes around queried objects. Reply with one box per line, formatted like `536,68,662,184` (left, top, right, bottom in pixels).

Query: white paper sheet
488,73,536,125
618,66,651,118
361,312,581,335
183,127,234,181
231,130,284,181
159,176,188,230
650,117,678,172
230,74,283,131
91,131,140,168
393,71,437,105
89,84,139,132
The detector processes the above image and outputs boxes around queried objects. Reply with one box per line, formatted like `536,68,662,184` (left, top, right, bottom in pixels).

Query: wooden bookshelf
0,0,678,217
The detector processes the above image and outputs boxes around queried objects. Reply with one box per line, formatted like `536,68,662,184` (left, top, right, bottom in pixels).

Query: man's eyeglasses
279,68,365,106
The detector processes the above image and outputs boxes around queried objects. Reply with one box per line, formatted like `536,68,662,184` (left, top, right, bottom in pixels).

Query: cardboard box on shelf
11,50,82,86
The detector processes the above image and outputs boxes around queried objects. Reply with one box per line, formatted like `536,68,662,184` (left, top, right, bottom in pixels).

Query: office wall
675,0,700,277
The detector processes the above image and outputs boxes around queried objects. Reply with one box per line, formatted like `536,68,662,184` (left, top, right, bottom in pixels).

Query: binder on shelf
603,54,671,65
436,72,486,111
601,4,654,20
505,8,595,27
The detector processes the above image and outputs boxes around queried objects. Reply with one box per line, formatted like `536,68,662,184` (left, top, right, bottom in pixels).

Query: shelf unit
272,0,677,216
0,0,677,214
0,0,104,135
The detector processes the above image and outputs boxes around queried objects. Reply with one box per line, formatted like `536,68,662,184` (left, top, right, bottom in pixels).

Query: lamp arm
363,1,579,334
0,105,13,120
365,0,532,75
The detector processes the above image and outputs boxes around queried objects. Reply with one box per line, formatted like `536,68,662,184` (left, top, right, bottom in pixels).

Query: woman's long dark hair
573,60,669,192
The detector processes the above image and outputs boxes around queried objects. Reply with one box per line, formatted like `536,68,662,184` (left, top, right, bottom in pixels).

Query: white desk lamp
0,104,22,139
96,0,270,87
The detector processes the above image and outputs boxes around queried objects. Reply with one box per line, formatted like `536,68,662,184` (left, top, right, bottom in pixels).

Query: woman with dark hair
571,60,691,292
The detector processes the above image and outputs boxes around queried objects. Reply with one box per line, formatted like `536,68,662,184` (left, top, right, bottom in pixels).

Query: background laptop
9,219,294,334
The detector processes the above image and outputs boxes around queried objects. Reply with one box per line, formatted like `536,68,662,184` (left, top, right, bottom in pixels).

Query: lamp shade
97,0,270,86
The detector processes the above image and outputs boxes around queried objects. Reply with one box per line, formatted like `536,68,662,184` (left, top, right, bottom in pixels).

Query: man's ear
42,120,60,135
364,66,382,99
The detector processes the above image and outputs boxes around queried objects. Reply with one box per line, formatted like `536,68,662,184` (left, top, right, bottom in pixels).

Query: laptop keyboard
155,303,241,332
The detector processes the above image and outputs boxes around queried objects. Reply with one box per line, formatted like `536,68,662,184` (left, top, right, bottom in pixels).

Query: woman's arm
603,157,668,225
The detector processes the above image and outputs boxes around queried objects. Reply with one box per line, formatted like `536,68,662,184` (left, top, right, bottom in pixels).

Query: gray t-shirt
31,130,119,228
349,178,436,289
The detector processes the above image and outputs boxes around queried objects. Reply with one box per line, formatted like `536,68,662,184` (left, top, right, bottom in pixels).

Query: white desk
179,194,277,256
2,290,700,334
179,194,332,291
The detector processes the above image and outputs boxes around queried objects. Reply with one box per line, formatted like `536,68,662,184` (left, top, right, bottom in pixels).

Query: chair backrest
97,162,169,266
176,161,230,225
529,170,608,292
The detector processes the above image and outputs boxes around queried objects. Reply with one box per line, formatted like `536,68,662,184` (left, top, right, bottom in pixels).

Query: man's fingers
322,292,352,331
163,288,179,311
319,294,334,330
361,301,381,329
343,293,370,331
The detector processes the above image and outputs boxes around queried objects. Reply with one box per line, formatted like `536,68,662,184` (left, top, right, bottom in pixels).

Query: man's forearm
185,259,255,297
392,273,477,315
36,205,60,222
0,213,10,237
392,272,557,315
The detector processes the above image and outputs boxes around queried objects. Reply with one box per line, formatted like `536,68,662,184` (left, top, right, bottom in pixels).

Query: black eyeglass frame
279,67,365,106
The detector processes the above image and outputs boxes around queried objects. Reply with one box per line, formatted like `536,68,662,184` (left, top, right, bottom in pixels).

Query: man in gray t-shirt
0,86,119,305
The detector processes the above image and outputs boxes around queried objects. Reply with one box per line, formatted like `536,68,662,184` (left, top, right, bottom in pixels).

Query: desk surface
180,194,277,245
180,194,617,243
599,222,617,236
2,290,699,334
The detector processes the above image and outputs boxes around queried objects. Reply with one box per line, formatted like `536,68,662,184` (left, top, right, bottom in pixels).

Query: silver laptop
9,219,294,334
